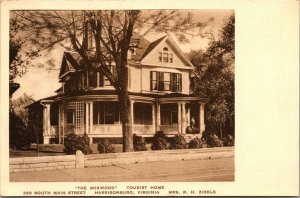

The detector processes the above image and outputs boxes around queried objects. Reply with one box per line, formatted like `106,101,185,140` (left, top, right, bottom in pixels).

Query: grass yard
9,143,153,158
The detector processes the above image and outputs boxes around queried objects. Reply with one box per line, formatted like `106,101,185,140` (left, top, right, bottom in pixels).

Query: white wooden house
27,34,206,144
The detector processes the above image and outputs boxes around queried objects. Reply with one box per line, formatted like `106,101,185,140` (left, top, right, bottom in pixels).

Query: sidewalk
10,156,234,182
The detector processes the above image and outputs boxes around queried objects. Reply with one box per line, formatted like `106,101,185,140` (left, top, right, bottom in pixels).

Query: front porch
43,98,205,144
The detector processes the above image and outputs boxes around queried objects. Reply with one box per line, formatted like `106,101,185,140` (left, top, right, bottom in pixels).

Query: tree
11,10,211,152
189,14,235,138
9,15,29,82
11,93,35,125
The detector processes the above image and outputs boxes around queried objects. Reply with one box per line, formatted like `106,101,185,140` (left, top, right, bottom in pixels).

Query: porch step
183,134,202,143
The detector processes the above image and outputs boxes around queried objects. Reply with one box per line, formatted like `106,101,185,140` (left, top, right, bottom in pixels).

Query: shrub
169,134,188,150
188,137,203,149
202,131,223,148
97,139,115,154
151,131,169,150
64,133,92,155
133,134,147,151
222,135,234,146
9,111,33,150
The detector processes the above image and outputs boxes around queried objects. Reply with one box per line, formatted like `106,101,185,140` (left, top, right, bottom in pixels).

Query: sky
12,10,233,101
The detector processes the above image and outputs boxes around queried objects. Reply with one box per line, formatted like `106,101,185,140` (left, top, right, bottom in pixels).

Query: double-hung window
151,71,182,92
88,70,97,88
158,47,173,63
98,65,116,87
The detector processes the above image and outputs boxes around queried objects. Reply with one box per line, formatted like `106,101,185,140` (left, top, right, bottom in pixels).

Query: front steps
183,134,202,143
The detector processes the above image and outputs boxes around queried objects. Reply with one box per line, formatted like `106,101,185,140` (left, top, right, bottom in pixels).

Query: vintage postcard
0,0,299,196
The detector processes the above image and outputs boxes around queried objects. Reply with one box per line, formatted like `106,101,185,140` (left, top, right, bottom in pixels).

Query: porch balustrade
91,124,122,135
133,124,154,135
159,125,178,134
64,124,85,135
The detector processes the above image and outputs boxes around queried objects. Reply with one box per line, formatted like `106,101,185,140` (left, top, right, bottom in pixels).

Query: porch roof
25,95,58,109
58,90,206,101
28,90,207,106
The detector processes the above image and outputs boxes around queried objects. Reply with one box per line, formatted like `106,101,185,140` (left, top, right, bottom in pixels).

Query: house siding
128,66,141,92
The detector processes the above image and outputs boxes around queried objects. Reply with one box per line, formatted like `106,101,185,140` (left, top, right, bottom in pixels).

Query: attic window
159,47,173,63
163,53,169,62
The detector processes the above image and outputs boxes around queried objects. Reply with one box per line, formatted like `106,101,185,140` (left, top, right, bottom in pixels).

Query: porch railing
159,125,179,134
63,124,85,135
91,124,122,135
133,124,154,135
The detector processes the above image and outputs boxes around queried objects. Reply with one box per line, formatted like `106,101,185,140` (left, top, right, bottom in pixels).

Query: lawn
9,143,152,158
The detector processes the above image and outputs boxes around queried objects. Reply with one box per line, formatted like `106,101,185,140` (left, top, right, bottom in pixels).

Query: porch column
89,101,93,135
131,100,135,133
58,104,61,144
85,102,89,134
187,105,190,128
199,102,206,133
181,102,186,134
43,104,51,144
156,102,160,131
178,102,181,134
152,103,156,133
61,102,65,144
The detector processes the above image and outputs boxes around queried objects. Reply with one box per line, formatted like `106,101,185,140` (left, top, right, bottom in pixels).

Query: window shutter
150,71,153,90
179,74,182,92
99,74,104,87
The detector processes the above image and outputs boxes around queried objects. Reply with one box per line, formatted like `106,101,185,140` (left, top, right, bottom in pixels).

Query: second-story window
64,77,78,94
151,71,182,92
88,70,97,88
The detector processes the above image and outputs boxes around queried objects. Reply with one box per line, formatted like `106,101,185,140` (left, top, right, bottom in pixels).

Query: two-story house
27,34,206,144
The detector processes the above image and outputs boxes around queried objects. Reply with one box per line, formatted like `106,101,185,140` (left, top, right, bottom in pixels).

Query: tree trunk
118,90,134,152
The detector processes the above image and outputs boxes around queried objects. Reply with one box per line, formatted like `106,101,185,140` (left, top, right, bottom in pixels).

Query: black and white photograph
9,9,235,184
1,0,298,196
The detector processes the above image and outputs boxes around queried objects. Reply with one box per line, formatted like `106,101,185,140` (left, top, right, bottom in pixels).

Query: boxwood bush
97,139,115,154
151,131,169,150
133,134,147,151
188,137,203,149
64,133,92,155
222,135,234,147
202,131,223,148
169,134,188,150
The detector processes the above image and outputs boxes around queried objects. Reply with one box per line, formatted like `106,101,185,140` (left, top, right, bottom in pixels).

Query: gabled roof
140,35,167,60
25,95,58,109
59,52,82,79
140,34,194,67
57,34,193,77
129,33,151,62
